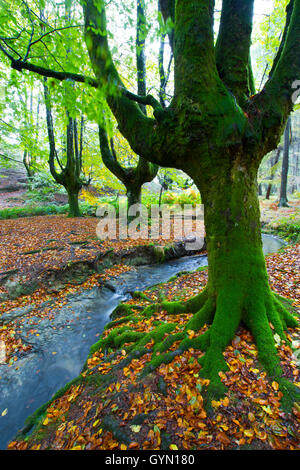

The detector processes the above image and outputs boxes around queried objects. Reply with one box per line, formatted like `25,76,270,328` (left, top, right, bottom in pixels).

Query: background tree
98,0,158,219
279,116,292,207
43,79,90,216
41,1,91,217
265,148,281,200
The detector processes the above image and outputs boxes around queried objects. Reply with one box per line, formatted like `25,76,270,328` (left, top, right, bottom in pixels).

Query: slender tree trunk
266,148,281,200
258,183,262,196
279,117,291,207
66,186,81,217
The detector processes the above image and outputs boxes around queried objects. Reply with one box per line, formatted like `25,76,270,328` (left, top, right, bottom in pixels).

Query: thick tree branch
43,78,64,184
268,0,294,79
216,0,255,105
174,0,217,99
0,42,98,87
136,0,147,115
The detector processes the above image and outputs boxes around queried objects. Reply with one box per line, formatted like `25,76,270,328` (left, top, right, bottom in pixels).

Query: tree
82,0,300,406
43,78,89,217
1,0,299,407
98,0,158,220
42,0,91,217
279,117,292,207
265,148,281,200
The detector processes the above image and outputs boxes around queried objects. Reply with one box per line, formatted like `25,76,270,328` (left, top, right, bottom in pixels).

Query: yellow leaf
43,417,49,426
222,397,229,407
272,381,279,391
130,425,141,433
211,400,221,408
169,444,178,450
1,409,8,417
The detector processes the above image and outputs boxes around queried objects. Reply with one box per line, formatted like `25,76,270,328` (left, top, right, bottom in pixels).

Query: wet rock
4,275,39,300
0,305,35,325
102,281,117,293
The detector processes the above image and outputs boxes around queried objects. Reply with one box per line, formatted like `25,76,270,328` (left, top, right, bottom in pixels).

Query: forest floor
5,241,300,451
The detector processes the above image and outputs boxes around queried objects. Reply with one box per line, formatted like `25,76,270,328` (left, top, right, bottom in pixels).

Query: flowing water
0,234,285,448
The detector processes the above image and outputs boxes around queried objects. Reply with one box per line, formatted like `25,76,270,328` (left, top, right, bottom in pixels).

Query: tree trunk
279,118,291,207
126,184,142,223
266,148,281,200
66,187,81,217
162,157,298,402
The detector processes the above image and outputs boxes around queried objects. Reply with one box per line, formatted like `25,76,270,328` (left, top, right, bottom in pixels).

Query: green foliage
275,221,300,243
0,201,95,219
25,171,65,203
162,189,201,207
0,204,68,219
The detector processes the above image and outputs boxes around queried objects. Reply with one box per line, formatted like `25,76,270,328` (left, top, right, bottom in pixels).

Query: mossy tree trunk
185,156,298,399
66,181,81,218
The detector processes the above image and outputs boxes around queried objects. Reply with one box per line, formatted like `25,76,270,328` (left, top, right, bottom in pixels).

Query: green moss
141,304,160,318
110,303,134,320
131,291,153,302
114,330,144,348
153,246,166,263
104,314,139,330
153,331,185,354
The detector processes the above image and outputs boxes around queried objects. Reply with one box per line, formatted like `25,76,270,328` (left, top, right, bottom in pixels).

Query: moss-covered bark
154,157,299,407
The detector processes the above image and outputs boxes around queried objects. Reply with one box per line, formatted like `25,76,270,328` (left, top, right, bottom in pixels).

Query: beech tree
98,0,158,218
81,0,300,405
43,79,89,217
1,0,300,407
279,116,292,207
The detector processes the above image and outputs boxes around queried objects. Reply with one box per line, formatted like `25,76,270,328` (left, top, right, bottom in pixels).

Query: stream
0,234,285,449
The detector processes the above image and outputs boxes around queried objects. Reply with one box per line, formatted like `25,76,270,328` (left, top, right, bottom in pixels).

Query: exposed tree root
98,287,299,411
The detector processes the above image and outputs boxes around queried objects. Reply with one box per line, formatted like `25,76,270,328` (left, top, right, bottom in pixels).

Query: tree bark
266,148,281,200
67,186,81,217
279,117,291,207
160,156,298,401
